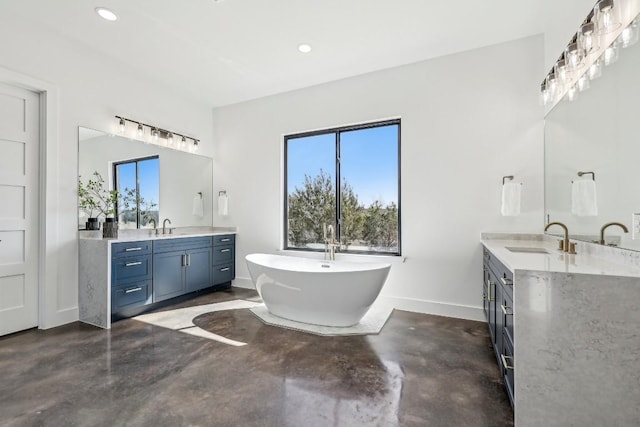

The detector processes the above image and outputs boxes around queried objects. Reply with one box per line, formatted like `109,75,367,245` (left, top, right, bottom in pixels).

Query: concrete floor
0,288,514,426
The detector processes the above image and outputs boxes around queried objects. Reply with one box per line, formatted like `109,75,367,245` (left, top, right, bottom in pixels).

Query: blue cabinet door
153,250,185,302
185,247,212,292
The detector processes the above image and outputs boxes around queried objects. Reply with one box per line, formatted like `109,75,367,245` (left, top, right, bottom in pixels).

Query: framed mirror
544,20,640,250
78,127,213,230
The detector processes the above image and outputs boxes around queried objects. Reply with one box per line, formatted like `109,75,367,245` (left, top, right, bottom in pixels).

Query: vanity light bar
115,115,200,151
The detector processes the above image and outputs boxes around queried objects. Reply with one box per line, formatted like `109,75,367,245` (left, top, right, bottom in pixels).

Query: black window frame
283,119,401,256
113,155,159,229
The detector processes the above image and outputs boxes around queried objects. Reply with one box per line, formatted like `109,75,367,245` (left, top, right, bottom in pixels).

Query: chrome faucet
599,222,628,245
149,218,157,235
544,221,570,253
325,224,339,261
162,218,172,235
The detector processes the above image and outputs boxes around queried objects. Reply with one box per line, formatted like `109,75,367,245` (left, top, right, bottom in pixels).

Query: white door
0,82,39,336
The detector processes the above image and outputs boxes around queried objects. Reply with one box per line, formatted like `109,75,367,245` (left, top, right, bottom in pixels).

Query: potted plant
120,187,158,229
78,171,119,237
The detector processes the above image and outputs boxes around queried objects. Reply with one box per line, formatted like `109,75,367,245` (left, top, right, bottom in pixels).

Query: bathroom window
114,156,160,229
284,119,401,255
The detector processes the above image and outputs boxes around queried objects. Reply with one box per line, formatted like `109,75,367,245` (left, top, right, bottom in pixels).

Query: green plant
119,187,158,226
78,171,119,218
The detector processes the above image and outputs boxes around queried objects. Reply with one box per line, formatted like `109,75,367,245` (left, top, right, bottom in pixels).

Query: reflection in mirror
545,19,640,250
79,127,213,230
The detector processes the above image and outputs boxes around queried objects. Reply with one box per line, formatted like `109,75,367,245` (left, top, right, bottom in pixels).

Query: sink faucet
325,224,338,261
599,222,628,245
149,218,157,235
162,218,172,235
544,221,570,253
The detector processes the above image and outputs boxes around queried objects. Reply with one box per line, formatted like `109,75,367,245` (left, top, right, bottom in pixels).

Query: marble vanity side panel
78,239,109,328
514,270,640,427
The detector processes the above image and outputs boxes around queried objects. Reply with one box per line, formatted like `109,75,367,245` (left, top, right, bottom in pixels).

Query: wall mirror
544,23,640,250
78,126,213,230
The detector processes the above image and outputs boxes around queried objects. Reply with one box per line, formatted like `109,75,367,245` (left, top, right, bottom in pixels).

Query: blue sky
287,124,398,205
116,158,160,208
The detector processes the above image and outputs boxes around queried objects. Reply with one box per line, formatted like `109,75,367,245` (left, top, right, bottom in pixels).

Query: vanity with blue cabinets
79,228,236,329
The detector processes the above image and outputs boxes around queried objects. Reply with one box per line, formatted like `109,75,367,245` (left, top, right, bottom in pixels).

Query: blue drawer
112,254,152,286
212,262,234,285
112,240,152,257
112,280,152,312
213,234,234,247
212,244,233,264
153,236,212,254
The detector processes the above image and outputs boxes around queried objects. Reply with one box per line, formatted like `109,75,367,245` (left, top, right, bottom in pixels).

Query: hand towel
501,182,522,216
192,194,204,218
571,179,597,216
218,192,228,216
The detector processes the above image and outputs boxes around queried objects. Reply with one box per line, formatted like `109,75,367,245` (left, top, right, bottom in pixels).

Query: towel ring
502,175,514,185
218,190,227,196
577,171,595,181
197,191,203,199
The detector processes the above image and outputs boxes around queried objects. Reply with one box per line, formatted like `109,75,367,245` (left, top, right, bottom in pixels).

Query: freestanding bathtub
245,253,391,327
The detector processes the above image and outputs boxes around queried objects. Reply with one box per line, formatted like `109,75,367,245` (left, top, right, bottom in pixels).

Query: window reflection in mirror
114,156,159,229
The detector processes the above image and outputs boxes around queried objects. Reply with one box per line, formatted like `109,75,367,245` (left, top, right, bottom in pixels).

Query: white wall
213,35,545,320
0,20,214,328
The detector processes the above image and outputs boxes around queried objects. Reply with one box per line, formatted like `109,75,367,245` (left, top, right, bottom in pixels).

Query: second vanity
79,227,236,329
481,233,640,426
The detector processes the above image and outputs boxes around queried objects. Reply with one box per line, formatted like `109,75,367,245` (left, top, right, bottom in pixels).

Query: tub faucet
325,224,338,261
599,222,628,245
544,221,570,253
162,218,172,235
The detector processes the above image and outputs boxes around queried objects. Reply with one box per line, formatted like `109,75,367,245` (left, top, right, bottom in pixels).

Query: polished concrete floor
0,288,514,426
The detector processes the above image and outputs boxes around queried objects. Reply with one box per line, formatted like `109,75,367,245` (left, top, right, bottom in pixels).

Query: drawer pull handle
486,279,494,301
500,277,513,286
220,267,230,272
501,304,513,316
125,247,143,252
220,238,231,242
501,354,514,370
125,287,142,294
220,249,231,253
125,261,143,267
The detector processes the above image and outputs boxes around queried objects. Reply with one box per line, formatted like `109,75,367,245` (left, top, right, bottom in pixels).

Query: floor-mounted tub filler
245,253,391,327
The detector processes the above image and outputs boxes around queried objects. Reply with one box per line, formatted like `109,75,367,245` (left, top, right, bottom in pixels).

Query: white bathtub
245,253,391,327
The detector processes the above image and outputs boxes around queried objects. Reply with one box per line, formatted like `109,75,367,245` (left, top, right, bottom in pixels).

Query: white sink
505,246,549,254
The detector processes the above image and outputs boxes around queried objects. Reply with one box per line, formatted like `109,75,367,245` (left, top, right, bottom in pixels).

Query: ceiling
3,0,544,108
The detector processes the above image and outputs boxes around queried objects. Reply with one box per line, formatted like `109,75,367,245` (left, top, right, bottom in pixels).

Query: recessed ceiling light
95,7,118,21
298,44,312,53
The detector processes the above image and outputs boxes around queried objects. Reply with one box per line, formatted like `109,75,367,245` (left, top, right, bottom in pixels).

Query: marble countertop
79,226,237,243
481,234,640,278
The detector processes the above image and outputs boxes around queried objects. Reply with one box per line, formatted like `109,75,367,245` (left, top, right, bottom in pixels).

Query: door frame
0,66,69,329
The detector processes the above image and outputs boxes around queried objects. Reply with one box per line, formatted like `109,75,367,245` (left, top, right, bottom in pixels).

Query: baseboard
41,307,79,330
380,296,484,322
232,276,255,290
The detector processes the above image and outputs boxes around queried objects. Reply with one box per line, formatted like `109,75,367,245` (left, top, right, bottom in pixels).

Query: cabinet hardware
486,279,494,301
181,254,186,266
125,287,142,294
220,267,230,272
125,261,142,267
125,247,143,252
186,254,191,266
501,354,514,370
501,304,513,315
220,238,230,242
220,249,231,253
500,277,513,286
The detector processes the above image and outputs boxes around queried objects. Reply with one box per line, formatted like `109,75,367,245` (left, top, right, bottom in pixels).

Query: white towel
571,179,597,216
501,182,521,216
218,193,228,216
192,195,204,218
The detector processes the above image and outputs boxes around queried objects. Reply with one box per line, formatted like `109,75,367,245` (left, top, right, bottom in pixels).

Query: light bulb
588,58,603,80
193,140,199,152
151,128,159,142
554,58,570,84
118,117,126,134
596,0,621,34
540,82,550,106
566,85,579,102
565,42,583,71
603,44,619,66
136,123,144,138
577,74,590,92
619,20,639,48
579,22,598,54
167,132,174,146
180,136,186,149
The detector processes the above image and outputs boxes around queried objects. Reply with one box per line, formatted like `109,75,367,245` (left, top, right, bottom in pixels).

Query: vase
86,217,100,230
103,217,118,238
